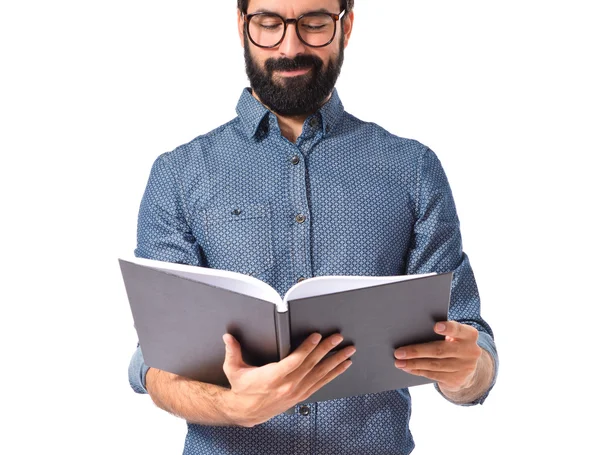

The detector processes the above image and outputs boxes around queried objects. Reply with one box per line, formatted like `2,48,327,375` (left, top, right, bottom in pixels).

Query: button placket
287,139,313,295
294,402,315,454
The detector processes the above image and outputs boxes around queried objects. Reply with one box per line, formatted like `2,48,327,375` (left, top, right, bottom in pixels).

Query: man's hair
237,0,354,14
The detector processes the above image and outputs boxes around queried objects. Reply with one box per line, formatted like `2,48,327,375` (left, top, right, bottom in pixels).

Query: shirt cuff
434,331,499,406
128,344,151,394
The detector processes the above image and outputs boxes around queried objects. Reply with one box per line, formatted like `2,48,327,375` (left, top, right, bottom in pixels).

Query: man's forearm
146,368,238,426
438,349,494,404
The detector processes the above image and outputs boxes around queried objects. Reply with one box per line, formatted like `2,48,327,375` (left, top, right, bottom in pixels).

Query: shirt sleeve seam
416,146,426,219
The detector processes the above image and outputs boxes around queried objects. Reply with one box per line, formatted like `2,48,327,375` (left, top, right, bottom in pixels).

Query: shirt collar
317,88,344,136
235,87,345,138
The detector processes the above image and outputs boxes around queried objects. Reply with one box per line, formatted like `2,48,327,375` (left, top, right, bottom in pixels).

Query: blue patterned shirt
128,87,499,455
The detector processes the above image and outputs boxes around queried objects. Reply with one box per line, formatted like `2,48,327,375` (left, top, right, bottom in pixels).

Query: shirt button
295,214,306,224
309,117,319,128
299,405,311,416
297,276,306,283
291,155,300,165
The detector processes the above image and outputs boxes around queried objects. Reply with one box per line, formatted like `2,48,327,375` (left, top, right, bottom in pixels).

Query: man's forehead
247,0,341,15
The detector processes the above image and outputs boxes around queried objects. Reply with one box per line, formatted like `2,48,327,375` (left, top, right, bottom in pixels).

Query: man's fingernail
311,333,322,344
396,360,407,368
331,335,343,346
395,350,406,359
436,323,446,332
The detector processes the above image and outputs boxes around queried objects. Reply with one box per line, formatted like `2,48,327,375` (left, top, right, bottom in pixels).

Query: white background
1,1,598,453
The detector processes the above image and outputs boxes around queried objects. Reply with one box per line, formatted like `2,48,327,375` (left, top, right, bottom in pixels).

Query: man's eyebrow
308,8,335,14
248,8,276,14
247,8,336,15
297,8,339,15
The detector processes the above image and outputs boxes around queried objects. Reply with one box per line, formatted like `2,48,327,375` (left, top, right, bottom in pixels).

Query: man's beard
244,33,344,116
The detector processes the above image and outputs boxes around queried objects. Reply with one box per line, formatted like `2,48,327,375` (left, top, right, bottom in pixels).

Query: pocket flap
200,202,274,277
203,203,270,224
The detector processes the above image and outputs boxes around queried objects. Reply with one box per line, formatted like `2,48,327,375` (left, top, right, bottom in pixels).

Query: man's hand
394,321,492,401
222,332,355,427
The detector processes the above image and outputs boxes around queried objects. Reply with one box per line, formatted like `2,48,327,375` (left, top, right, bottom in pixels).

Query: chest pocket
201,203,274,276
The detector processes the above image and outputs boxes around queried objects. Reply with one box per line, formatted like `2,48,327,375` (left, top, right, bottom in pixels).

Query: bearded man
128,1,499,453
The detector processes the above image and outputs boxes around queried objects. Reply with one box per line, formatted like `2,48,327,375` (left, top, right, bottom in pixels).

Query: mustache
264,55,323,74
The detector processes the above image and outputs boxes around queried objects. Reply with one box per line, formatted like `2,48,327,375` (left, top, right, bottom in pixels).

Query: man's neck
251,90,332,144
276,114,308,143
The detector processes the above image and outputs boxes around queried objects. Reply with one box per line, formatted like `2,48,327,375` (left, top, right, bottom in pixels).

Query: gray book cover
119,258,452,404
286,273,451,403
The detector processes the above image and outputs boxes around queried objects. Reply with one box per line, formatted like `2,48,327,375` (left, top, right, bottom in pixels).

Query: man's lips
274,67,312,77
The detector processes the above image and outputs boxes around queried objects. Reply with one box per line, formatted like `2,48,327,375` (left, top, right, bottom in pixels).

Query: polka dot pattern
128,88,498,454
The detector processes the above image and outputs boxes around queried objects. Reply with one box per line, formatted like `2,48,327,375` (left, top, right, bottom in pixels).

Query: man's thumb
223,333,244,369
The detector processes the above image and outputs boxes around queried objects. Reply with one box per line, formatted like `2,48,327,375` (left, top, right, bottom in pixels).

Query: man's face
238,0,353,116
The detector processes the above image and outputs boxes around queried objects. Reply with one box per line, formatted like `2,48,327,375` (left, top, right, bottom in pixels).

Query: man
128,0,499,453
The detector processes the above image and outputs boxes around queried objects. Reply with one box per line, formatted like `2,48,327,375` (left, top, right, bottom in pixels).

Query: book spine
275,310,296,415
274,310,291,360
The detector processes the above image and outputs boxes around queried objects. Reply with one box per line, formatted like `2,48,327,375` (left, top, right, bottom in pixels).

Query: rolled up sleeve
128,344,151,394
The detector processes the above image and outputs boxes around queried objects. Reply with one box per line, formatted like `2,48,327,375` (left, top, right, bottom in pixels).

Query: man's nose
278,23,307,57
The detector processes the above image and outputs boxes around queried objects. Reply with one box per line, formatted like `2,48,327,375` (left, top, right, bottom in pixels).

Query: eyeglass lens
248,14,336,47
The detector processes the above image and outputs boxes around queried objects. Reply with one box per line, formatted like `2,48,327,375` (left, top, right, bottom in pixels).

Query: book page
282,273,437,310
120,256,282,305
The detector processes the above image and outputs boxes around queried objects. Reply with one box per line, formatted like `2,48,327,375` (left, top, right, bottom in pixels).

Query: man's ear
342,11,354,49
237,10,245,48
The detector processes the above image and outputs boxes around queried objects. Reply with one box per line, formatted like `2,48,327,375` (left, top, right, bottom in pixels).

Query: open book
119,256,452,403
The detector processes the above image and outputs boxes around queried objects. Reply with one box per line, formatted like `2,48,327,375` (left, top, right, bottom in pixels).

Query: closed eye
260,23,283,30
301,23,329,33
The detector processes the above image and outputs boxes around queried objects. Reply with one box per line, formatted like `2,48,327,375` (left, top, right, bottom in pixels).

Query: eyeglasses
243,10,346,49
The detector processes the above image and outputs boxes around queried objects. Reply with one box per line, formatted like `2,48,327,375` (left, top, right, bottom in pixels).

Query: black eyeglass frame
243,9,347,49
